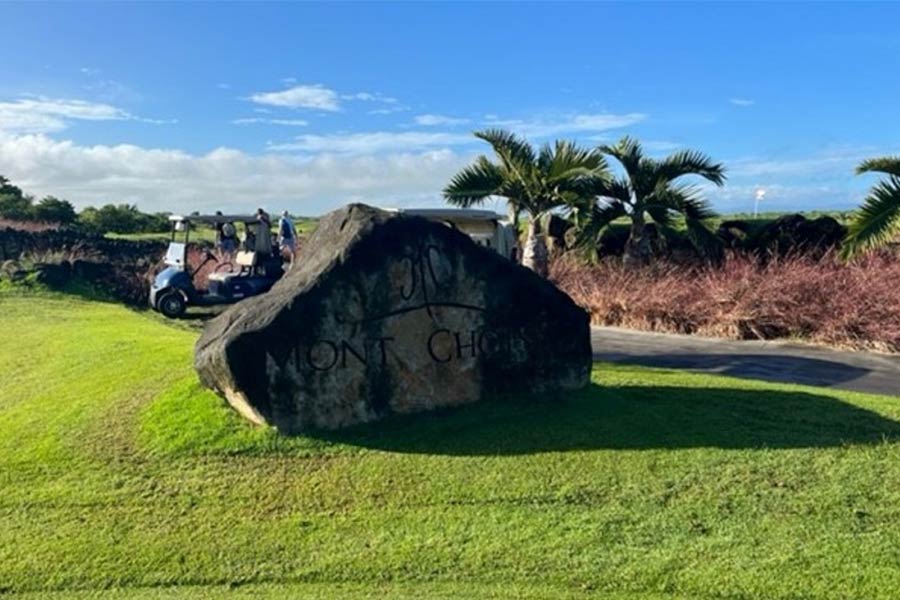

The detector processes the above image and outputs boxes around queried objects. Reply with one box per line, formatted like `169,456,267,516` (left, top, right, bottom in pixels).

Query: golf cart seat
208,251,256,282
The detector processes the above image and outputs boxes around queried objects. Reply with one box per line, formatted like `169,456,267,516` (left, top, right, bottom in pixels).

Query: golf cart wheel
158,292,187,319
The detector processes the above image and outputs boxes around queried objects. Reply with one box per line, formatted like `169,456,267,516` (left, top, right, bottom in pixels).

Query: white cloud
269,131,474,154
249,84,341,111
368,106,409,115
587,136,681,153
231,118,308,126
728,149,876,179
342,92,398,104
415,114,471,126
483,112,646,138
267,111,647,155
0,96,171,134
730,98,755,107
0,133,473,214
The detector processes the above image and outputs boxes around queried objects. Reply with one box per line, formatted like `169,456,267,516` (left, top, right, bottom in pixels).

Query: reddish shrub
0,219,59,232
550,251,900,353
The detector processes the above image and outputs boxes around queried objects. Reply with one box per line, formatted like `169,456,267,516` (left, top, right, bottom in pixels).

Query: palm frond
644,203,674,228
856,156,900,177
599,136,644,179
442,156,504,207
595,176,633,206
651,183,717,221
572,200,627,249
842,175,900,258
546,140,608,178
474,129,535,182
656,149,726,186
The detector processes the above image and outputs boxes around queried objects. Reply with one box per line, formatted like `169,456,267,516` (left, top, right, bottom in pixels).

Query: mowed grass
3,286,900,598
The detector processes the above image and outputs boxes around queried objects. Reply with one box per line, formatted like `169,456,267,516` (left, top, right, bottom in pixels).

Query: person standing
277,210,298,269
253,207,273,257
214,211,237,261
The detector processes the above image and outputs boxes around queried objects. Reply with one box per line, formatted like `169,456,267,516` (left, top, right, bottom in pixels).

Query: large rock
753,214,847,258
195,204,592,433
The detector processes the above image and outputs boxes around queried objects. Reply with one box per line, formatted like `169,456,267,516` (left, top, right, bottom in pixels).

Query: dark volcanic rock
754,214,847,257
195,203,592,433
717,220,751,249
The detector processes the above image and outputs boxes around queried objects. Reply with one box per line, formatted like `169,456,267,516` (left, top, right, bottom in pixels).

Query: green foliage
77,203,169,235
0,175,34,220
33,195,77,224
4,288,900,598
842,156,900,258
856,156,900,177
443,130,609,222
842,175,900,259
0,174,170,233
0,192,34,220
582,137,726,264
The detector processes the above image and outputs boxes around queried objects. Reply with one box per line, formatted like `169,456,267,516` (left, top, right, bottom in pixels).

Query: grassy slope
2,287,900,598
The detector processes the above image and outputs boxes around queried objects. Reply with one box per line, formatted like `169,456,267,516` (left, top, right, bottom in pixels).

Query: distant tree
842,157,900,258
0,175,34,221
577,137,726,267
142,212,171,233
78,203,145,234
443,129,609,276
33,196,77,225
0,176,23,198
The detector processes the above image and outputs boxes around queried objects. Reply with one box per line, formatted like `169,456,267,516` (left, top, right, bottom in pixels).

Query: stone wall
0,227,166,303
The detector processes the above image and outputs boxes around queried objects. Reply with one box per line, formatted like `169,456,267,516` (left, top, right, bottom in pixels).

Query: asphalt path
592,326,900,397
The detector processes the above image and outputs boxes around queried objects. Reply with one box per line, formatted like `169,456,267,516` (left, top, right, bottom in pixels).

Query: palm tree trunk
623,213,651,268
507,202,520,230
507,201,522,263
522,217,549,277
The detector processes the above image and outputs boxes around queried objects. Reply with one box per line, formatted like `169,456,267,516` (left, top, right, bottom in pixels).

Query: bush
551,251,900,352
33,196,77,225
77,204,167,234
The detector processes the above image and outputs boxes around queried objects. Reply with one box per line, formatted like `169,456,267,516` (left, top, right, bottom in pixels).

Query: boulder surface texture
195,204,591,433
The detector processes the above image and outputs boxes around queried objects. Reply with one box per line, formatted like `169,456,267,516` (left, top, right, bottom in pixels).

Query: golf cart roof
168,214,264,224
390,208,506,222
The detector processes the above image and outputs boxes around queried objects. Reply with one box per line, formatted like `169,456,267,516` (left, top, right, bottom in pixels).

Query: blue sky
1,2,898,215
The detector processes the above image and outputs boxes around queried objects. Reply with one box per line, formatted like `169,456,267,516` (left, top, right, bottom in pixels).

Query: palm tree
577,137,726,267
443,129,609,276
842,157,900,259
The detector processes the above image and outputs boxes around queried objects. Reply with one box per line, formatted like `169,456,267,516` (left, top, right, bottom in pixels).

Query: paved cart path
592,327,900,397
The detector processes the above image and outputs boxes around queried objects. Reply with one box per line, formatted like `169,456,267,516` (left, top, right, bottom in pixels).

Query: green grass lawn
3,285,900,598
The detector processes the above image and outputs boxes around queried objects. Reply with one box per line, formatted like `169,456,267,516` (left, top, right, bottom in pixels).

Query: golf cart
149,214,284,318
391,208,518,261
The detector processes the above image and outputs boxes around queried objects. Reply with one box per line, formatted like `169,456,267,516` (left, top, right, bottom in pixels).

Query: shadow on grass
50,278,223,327
316,383,900,455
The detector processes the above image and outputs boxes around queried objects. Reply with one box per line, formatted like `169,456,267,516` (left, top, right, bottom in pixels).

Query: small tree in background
77,204,145,234
577,137,726,267
33,196,77,225
842,156,900,259
0,175,34,221
443,129,609,276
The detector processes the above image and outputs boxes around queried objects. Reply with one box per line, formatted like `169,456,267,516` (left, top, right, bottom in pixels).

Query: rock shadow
315,383,900,456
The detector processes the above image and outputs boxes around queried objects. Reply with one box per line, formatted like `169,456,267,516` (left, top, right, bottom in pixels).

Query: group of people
214,208,299,269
